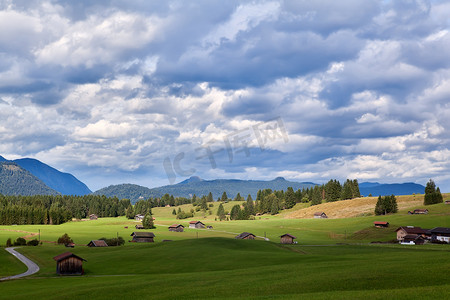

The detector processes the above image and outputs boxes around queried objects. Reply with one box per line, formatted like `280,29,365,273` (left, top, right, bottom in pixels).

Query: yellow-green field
0,195,449,299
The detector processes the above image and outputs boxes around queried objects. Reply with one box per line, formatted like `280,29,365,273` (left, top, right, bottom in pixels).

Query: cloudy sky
1,0,450,192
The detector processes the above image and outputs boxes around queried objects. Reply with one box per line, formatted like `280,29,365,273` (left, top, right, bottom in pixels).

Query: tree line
0,194,131,225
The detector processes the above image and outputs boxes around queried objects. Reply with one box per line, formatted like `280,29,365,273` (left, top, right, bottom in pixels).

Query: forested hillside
0,162,59,196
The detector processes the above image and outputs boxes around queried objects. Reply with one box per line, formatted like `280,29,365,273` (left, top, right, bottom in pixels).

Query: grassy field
0,195,449,299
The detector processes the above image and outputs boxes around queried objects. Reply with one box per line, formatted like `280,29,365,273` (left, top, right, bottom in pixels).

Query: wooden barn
189,221,205,229
280,233,297,244
168,224,184,232
374,221,389,228
87,240,108,247
130,232,155,242
408,209,429,214
135,224,144,229
235,232,256,240
395,226,428,242
89,214,98,220
53,252,86,275
314,212,328,219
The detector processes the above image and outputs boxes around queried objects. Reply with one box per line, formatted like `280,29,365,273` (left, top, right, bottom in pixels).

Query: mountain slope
0,162,59,196
13,158,92,196
95,177,317,203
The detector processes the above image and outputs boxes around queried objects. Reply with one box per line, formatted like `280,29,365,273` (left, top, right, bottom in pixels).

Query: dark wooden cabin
280,233,297,244
135,224,144,229
87,240,108,247
130,232,155,242
168,224,184,232
53,252,86,275
235,232,256,240
314,212,328,219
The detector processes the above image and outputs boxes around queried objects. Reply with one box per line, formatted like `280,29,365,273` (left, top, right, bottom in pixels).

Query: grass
0,239,449,299
0,196,449,299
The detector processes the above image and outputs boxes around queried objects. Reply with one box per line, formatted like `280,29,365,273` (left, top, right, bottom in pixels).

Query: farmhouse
314,212,328,219
429,227,450,243
189,221,205,229
130,232,155,243
87,240,108,247
53,252,86,275
374,221,389,228
402,235,425,245
169,224,184,232
395,226,428,242
235,232,256,240
280,233,297,244
89,214,98,220
135,224,144,229
135,214,145,221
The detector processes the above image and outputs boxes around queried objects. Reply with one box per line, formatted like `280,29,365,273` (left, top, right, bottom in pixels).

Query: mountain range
0,155,427,201
0,155,91,195
94,176,317,203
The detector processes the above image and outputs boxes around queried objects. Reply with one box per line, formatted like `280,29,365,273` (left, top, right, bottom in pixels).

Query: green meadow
0,198,449,299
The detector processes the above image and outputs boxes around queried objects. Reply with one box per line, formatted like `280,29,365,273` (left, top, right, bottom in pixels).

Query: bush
208,203,214,207
99,236,125,246
14,237,27,246
27,239,39,246
57,233,73,245
6,238,12,247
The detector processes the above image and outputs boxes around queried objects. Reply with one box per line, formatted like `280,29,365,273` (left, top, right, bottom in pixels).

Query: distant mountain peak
273,177,286,181
179,176,204,184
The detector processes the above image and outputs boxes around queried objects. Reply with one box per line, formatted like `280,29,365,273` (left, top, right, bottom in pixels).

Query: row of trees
0,194,131,225
374,195,398,215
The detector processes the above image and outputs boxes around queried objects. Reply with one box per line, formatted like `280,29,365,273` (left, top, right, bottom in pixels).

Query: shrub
57,233,73,245
27,239,39,246
100,236,125,246
6,238,12,247
14,237,27,246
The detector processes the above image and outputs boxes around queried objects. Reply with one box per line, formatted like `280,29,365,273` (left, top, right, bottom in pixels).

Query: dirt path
0,247,40,281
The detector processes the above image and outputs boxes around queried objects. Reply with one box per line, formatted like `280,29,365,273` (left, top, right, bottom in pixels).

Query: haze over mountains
0,155,426,201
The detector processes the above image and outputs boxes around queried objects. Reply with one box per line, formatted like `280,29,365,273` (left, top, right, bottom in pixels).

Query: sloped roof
235,232,255,239
374,221,389,225
130,232,155,237
430,227,450,234
169,224,184,228
88,240,108,247
395,226,427,234
280,233,296,239
189,221,205,225
314,212,326,216
53,252,86,262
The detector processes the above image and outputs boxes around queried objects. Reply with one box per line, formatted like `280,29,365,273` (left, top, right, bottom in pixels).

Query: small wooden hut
89,214,98,220
87,240,108,247
168,224,184,232
374,221,389,228
314,212,328,219
280,233,297,244
235,232,256,240
135,224,144,229
130,232,155,243
53,252,86,275
189,221,205,229
135,214,145,221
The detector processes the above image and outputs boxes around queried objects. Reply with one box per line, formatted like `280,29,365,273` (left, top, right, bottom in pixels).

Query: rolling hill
94,176,317,203
0,162,59,196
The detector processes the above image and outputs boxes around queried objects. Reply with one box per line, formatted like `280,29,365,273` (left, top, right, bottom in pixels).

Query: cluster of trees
374,195,398,215
0,194,131,225
6,237,39,247
99,236,125,246
424,179,443,205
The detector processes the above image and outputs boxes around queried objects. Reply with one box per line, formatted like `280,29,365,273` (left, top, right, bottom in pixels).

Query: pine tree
221,192,228,202
424,179,443,205
142,213,155,229
217,203,226,221
126,204,135,219
285,187,296,209
245,194,255,216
